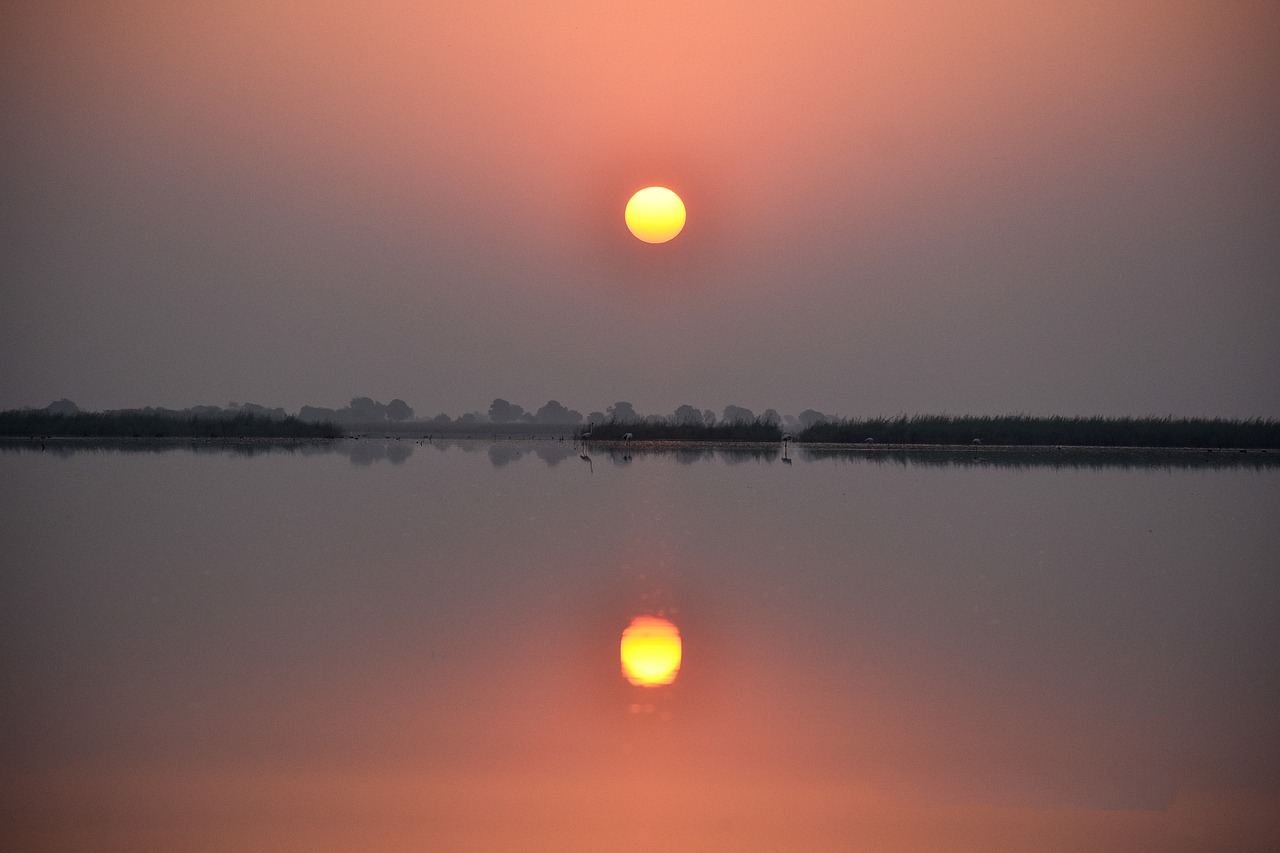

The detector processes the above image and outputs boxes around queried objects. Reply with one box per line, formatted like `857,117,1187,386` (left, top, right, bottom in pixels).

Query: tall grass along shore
0,409,342,439
797,414,1280,449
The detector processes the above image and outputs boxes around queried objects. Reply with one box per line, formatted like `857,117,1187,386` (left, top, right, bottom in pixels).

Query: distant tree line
298,396,414,425
12,398,1278,448
588,417,782,442
581,403,788,441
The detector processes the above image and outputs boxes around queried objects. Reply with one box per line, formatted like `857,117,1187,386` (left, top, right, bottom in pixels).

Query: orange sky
1,1,1277,416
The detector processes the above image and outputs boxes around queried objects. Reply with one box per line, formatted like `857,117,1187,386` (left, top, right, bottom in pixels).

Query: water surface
2,440,1277,851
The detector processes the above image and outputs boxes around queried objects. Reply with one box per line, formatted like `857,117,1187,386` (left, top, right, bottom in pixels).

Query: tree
534,400,583,424
761,408,781,427
702,409,717,427
673,404,703,425
722,405,755,424
607,401,639,422
298,405,339,423
386,399,414,422
348,397,382,422
488,398,525,423
798,409,830,428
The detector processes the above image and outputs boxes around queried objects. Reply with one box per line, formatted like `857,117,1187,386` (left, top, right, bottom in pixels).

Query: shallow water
2,439,1278,851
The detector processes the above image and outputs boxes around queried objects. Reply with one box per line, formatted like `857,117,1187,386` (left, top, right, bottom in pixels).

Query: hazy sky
2,1,1277,418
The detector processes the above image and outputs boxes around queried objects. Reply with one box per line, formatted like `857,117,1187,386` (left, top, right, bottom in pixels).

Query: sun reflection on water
620,615,682,687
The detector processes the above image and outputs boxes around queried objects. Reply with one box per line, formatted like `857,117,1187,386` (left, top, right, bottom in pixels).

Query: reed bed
0,410,343,439
798,414,1280,449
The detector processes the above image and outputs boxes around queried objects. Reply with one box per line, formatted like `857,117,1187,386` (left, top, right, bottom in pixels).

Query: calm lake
2,439,1278,851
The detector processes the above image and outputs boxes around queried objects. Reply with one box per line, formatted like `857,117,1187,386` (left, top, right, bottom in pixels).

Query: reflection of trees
2,439,336,459
347,439,414,465
9,439,1274,472
720,446,778,464
347,442,384,465
533,443,576,466
488,444,523,468
797,446,1280,472
672,448,714,465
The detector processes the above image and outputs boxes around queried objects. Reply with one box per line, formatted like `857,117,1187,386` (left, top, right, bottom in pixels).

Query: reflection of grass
587,418,782,442
0,410,342,438
800,414,1280,449
799,446,1280,471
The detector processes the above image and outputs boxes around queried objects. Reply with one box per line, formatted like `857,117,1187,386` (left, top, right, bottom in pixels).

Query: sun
620,615,682,686
625,187,686,244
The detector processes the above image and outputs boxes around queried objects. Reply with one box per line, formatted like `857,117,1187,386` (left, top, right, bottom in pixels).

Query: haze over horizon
3,1,1278,419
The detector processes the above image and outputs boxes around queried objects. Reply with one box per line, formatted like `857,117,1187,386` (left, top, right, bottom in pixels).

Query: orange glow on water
620,615,682,686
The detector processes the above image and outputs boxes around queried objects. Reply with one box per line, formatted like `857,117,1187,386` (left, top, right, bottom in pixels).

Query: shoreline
3,434,1278,454
582,439,1279,454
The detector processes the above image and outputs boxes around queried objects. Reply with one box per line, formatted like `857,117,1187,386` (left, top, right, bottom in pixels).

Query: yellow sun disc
625,187,686,244
620,615,682,686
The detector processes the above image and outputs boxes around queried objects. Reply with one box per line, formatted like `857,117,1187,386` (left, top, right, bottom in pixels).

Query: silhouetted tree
722,405,755,424
798,409,830,428
488,398,525,423
386,399,414,421
44,399,80,415
673,404,702,425
761,408,781,427
607,401,639,422
299,405,339,423
348,397,382,422
239,403,288,420
702,409,717,427
534,400,583,424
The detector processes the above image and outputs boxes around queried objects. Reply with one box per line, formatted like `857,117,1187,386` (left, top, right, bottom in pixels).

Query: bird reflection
579,452,593,474
620,615,682,687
